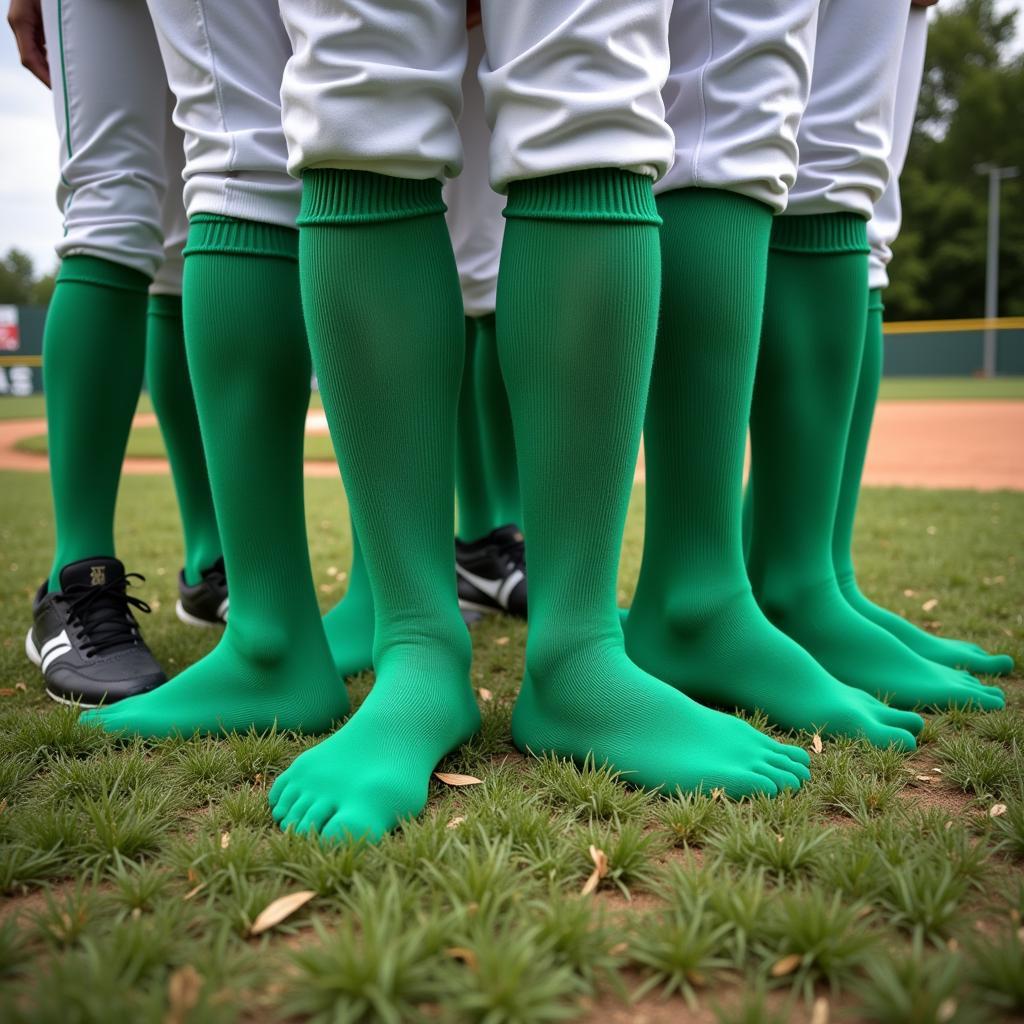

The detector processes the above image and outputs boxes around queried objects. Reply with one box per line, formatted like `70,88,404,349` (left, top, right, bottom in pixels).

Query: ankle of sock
504,168,661,224
868,287,884,314
299,170,446,224
769,213,869,255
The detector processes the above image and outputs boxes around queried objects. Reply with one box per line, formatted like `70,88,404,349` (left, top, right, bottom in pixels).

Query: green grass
0,471,1021,1022
876,376,1024,400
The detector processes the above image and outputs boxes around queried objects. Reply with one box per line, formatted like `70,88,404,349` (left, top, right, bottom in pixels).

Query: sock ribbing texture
45,256,150,589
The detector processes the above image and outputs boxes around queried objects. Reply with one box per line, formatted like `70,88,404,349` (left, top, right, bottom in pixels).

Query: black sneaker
455,524,527,620
25,557,167,707
176,557,228,628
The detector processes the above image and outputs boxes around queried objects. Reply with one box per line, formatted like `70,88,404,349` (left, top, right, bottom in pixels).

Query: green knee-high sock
455,317,494,540
834,290,1013,675
44,257,150,589
623,189,920,749
322,512,375,679
82,217,348,737
145,294,222,584
474,312,521,528
499,171,810,799
269,172,479,843
747,215,1003,712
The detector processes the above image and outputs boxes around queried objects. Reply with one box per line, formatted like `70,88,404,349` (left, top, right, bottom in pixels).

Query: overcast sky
2,1,1022,275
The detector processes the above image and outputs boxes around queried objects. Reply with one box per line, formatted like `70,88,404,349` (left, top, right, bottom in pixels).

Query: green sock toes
269,649,480,843
510,648,811,801
625,589,923,750
759,580,1005,712
79,631,348,738
839,578,1014,677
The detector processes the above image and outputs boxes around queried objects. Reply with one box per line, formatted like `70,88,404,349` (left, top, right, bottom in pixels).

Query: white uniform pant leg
145,0,299,227
656,0,818,213
280,0,467,182
41,0,170,279
479,0,674,192
151,91,188,296
788,0,910,219
868,5,928,290
443,26,504,318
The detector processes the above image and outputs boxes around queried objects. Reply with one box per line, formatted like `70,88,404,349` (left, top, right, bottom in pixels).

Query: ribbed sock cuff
183,214,298,261
868,287,885,314
299,170,446,225
769,213,869,254
57,255,151,293
148,294,182,321
504,169,661,225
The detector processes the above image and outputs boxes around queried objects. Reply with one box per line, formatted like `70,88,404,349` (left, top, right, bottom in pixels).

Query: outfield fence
1,305,1023,396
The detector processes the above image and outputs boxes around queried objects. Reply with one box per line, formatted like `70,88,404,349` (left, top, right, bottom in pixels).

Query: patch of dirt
3,400,1022,489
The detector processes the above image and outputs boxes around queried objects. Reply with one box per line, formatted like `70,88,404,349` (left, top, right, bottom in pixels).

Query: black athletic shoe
176,557,228,628
455,524,527,619
25,557,167,707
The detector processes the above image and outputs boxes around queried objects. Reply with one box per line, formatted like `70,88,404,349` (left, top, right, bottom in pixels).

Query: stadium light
974,163,1019,378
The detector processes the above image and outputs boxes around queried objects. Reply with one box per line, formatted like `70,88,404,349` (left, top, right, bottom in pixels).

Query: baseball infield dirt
0,399,1021,490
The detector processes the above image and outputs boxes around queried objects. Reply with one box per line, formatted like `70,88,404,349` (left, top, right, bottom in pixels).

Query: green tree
0,248,57,306
889,0,1024,319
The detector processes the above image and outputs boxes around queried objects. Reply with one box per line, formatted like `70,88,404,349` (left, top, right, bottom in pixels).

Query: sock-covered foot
292,172,479,841
269,646,479,841
747,216,1003,716
84,217,349,736
758,578,1004,711
322,516,375,679
80,626,347,737
496,175,809,800
832,289,1012,678
626,589,924,750
839,576,1014,676
513,646,810,797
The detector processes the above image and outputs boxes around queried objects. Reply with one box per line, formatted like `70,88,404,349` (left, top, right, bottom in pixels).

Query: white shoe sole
175,599,225,629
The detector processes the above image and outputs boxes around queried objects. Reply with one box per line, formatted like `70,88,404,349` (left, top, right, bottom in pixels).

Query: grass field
0,468,1022,1022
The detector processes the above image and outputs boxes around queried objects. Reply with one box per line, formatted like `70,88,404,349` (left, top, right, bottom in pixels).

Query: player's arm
7,0,49,87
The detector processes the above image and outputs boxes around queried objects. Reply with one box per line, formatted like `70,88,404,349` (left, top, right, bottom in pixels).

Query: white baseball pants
41,0,187,290
657,0,819,214
868,6,929,289
278,0,674,193
788,0,911,220
144,0,299,229
443,26,503,318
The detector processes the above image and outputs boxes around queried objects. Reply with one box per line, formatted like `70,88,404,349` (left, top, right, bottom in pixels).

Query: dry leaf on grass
166,965,202,1024
446,816,466,830
771,953,803,978
220,832,231,849
581,845,609,896
446,947,479,970
811,997,829,1024
183,883,204,901
921,598,939,612
937,999,958,1023
249,890,316,936
990,803,1008,818
434,772,483,787
494,636,510,646
915,775,938,783
477,688,493,702
811,733,823,754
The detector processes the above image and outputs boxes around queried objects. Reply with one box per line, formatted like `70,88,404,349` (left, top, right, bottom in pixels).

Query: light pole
974,163,1019,377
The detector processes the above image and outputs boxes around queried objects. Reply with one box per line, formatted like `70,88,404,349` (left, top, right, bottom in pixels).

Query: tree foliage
889,0,1024,319
0,249,56,306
